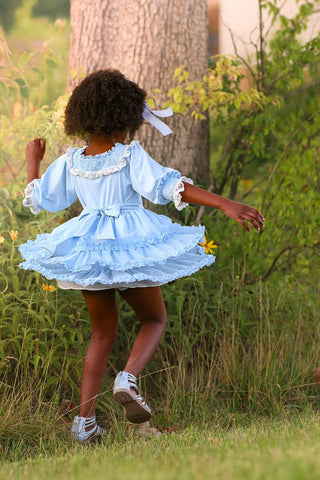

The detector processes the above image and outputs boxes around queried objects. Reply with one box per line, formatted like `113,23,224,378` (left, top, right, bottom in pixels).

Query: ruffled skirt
19,206,215,290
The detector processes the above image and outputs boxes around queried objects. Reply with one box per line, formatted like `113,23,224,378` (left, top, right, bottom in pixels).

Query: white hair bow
142,102,173,136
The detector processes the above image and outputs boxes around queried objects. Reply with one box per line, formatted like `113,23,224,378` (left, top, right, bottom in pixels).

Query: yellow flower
0,235,5,244
42,283,57,292
198,235,217,255
9,230,18,240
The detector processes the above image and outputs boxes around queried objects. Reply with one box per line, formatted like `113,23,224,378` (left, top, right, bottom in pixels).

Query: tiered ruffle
19,207,215,289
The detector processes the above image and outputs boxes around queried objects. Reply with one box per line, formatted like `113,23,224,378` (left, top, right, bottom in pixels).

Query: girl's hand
221,198,265,232
25,138,46,163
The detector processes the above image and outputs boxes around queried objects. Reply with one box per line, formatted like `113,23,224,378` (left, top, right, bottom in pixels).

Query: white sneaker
113,371,151,424
71,415,106,444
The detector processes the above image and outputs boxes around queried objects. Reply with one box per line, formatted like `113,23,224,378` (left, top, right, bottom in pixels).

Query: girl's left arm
23,138,77,214
25,138,46,182
181,182,265,232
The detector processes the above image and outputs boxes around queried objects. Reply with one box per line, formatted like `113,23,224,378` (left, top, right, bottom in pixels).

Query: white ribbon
142,102,173,136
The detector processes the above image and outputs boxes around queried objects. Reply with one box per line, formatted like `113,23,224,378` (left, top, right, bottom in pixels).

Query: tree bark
68,0,209,181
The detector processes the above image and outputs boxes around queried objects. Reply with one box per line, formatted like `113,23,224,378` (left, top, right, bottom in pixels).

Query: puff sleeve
23,154,78,214
128,143,193,210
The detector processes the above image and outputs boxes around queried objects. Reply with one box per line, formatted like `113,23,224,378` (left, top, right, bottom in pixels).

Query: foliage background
0,0,319,456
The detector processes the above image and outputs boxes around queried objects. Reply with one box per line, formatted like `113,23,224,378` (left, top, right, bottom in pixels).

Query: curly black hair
64,69,147,140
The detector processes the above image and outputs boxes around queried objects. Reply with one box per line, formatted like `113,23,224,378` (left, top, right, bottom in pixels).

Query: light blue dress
19,141,215,290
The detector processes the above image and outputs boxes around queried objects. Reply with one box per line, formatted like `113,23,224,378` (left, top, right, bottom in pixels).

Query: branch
261,109,320,212
0,151,17,181
248,29,260,63
246,241,320,284
264,0,290,38
283,80,320,99
238,178,265,201
228,26,258,86
216,132,243,196
195,182,215,225
195,123,245,225
258,0,265,90
265,58,319,93
217,130,233,169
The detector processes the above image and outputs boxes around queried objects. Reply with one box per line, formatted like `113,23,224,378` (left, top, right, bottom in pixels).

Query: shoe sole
72,432,103,445
113,389,151,424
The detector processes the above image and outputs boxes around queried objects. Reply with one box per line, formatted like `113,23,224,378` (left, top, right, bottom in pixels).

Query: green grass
1,412,320,480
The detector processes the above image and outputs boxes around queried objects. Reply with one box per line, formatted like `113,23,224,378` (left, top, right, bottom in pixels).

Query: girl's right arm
180,181,265,232
25,138,46,183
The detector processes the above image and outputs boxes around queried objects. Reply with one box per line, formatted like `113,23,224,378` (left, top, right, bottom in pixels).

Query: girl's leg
80,289,118,417
119,286,167,376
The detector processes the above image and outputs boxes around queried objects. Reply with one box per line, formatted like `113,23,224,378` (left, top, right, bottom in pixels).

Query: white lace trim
57,279,163,290
173,176,193,211
23,180,41,215
66,141,140,179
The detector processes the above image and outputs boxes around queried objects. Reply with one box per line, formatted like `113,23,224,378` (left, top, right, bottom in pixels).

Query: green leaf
14,77,29,98
46,59,58,69
31,67,45,81
0,82,9,100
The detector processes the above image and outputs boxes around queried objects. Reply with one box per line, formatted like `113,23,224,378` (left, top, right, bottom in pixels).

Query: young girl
19,69,264,443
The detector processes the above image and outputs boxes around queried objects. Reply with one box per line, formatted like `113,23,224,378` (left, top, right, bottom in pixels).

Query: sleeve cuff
173,176,193,211
22,180,42,214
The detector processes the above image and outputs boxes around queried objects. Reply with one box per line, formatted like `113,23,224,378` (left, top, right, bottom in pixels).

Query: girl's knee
92,327,118,347
157,311,167,326
142,310,167,327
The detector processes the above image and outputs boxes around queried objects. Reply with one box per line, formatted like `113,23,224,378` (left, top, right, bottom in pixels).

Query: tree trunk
68,0,209,181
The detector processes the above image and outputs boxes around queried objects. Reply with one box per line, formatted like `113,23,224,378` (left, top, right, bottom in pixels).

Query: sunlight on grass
1,412,320,480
